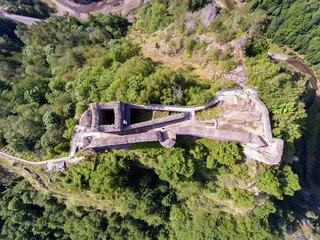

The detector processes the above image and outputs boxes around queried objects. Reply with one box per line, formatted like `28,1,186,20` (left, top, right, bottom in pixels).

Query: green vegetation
0,0,52,19
0,14,216,154
196,105,220,120
206,141,242,167
0,141,301,239
1,0,319,239
245,55,307,144
156,148,194,186
249,0,320,65
0,179,161,239
257,165,300,200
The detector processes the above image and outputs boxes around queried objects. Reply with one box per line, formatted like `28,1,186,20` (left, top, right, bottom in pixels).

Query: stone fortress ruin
72,86,284,165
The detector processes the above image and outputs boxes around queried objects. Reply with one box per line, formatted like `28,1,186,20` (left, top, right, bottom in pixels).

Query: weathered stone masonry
74,86,284,165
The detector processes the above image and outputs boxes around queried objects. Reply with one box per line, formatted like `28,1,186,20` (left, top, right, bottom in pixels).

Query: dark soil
224,0,235,11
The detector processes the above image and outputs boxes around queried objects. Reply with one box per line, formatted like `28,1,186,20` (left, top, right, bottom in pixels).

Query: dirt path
286,58,318,90
49,0,78,16
48,0,144,18
0,10,44,25
0,151,84,165
268,51,319,110
286,58,317,110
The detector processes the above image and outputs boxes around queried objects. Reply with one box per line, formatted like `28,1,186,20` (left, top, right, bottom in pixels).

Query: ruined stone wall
90,101,124,132
76,86,284,165
79,109,92,127
127,103,205,112
125,113,188,130
215,87,242,97
244,138,284,165
250,95,273,141
172,126,266,146
88,131,162,148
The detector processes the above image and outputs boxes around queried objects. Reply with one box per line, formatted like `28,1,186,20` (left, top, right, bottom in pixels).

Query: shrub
218,188,231,200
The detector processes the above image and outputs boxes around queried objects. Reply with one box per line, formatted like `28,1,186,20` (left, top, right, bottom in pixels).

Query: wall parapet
125,112,188,130
74,86,284,165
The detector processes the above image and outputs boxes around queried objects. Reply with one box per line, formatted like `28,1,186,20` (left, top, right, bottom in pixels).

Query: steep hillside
0,0,319,239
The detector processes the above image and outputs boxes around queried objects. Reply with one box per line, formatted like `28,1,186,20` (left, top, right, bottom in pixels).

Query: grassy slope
127,31,212,80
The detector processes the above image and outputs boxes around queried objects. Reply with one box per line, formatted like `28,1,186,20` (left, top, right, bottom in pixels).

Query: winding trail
0,127,85,166
268,51,320,207
286,57,318,90
48,0,142,18
0,151,83,165
50,0,78,16
267,51,318,110
0,10,44,25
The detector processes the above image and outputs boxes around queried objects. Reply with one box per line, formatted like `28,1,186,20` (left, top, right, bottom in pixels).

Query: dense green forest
0,156,306,239
0,0,319,239
0,179,161,239
0,0,52,19
248,0,320,76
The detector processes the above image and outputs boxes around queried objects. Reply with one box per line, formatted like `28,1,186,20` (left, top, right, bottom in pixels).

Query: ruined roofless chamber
79,102,127,133
79,101,189,133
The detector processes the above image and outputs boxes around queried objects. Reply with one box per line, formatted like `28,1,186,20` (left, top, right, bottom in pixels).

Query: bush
184,36,196,57
215,29,237,44
245,38,270,57
232,188,254,208
218,188,231,200
156,148,194,186
221,59,237,72
184,50,192,58
194,40,207,51
206,142,242,167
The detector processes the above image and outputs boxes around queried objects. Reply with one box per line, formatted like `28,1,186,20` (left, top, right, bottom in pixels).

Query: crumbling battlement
87,131,163,149
90,101,125,132
251,95,273,141
73,86,284,165
125,112,189,130
171,126,266,147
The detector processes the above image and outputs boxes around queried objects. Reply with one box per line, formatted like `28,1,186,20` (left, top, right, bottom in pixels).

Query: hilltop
0,0,319,239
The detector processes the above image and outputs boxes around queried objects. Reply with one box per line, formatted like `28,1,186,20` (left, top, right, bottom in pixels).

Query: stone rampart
88,131,162,148
127,103,205,112
127,88,241,112
214,87,242,97
125,113,188,130
90,101,124,132
172,126,266,146
244,138,284,164
250,95,273,141
75,86,284,165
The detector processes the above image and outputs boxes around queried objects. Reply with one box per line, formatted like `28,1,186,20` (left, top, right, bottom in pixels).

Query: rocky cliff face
185,3,217,32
